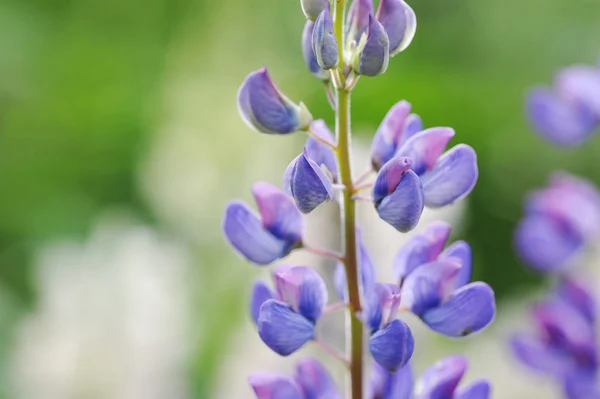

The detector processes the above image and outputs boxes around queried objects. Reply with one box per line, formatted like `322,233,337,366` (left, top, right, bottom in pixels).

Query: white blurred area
8,218,193,399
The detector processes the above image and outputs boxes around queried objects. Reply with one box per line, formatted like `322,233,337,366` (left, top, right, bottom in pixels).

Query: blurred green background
0,0,599,397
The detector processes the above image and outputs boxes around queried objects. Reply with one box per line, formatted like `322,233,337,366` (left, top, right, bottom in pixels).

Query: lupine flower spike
224,0,494,397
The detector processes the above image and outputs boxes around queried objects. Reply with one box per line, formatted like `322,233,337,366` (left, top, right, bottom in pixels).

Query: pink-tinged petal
556,65,600,117
258,299,315,356
373,156,413,201
352,15,390,77
370,362,414,399
439,240,472,289
306,120,338,179
556,276,596,323
302,21,329,80
238,68,313,134
526,87,597,146
455,380,491,399
394,221,452,281
400,259,462,316
295,358,341,399
301,0,330,21
371,100,412,170
273,265,328,322
252,181,304,243
421,144,478,207
223,201,293,265
510,333,577,377
376,0,417,56
248,373,304,399
415,355,467,399
421,282,496,337
288,150,334,214
514,214,583,272
369,319,415,371
371,283,402,327
375,169,425,232
394,127,455,175
251,280,275,324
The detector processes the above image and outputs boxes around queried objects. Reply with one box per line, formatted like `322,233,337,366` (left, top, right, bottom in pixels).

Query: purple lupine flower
511,275,598,391
284,149,334,213
334,229,376,300
352,15,390,76
527,63,600,146
366,283,415,371
238,68,313,134
300,0,330,21
395,222,495,337
253,265,328,356
371,100,423,171
305,120,338,180
302,21,330,80
223,182,303,265
249,357,341,399
313,7,338,70
372,156,425,232
515,172,600,272
345,0,374,51
376,0,417,56
368,357,491,399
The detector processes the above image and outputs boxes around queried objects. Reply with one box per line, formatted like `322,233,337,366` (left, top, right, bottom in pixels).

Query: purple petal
393,221,452,282
421,144,479,207
439,240,472,289
369,319,415,371
373,156,413,201
313,7,338,70
526,87,597,146
288,150,334,214
258,299,315,356
302,21,329,80
403,114,424,142
375,169,425,233
252,181,304,243
248,373,304,399
346,0,374,45
301,0,330,21
372,283,402,328
251,280,275,324
371,100,412,170
305,120,338,179
295,358,341,399
556,276,596,324
223,201,293,265
564,372,600,399
238,68,313,134
514,214,583,272
352,15,390,76
415,355,467,399
421,282,496,337
376,0,417,56
370,362,414,399
400,259,462,316
455,380,491,399
273,265,328,322
556,65,600,117
395,127,455,176
510,333,577,377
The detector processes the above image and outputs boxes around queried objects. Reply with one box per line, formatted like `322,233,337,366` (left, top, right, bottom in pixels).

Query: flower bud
312,7,338,70
376,0,417,56
346,0,374,47
352,15,390,77
302,21,330,80
285,149,334,213
301,0,329,21
238,68,313,134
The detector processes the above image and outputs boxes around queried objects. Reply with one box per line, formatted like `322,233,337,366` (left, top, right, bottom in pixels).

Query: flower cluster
527,61,600,146
223,0,496,397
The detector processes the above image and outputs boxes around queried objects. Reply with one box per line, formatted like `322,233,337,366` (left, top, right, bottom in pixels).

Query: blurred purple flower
249,357,340,399
334,229,376,300
302,21,330,80
527,63,600,146
252,265,328,356
305,120,338,180
223,182,303,265
238,68,313,134
376,0,417,56
369,356,491,399
515,172,600,272
300,0,330,21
